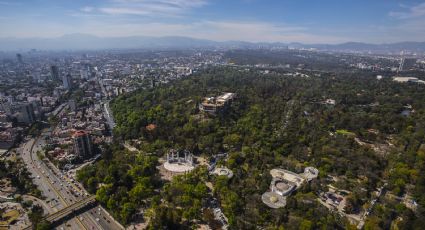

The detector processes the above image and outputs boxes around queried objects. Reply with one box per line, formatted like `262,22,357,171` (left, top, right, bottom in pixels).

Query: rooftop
72,130,89,138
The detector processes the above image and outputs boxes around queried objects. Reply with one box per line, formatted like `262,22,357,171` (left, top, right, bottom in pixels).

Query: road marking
28,138,88,230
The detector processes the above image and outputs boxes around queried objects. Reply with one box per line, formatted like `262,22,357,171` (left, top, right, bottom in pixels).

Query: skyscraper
72,130,93,158
17,103,36,124
16,53,23,63
50,65,60,80
403,58,417,71
62,74,72,90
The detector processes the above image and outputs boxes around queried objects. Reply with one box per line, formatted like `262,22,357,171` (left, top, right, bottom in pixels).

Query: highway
103,100,116,131
20,136,124,230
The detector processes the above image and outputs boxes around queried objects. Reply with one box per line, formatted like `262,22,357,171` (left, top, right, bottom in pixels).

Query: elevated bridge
23,195,97,229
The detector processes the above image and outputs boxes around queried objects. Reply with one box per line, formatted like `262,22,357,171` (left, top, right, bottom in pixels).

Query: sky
0,0,425,44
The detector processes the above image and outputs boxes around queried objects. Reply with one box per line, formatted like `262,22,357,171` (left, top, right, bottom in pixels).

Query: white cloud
100,7,154,15
0,1,21,6
81,6,94,13
111,0,207,8
64,0,347,43
384,2,425,42
98,0,207,16
389,2,425,19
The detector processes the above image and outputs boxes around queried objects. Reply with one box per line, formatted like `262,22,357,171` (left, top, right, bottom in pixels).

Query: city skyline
0,0,425,44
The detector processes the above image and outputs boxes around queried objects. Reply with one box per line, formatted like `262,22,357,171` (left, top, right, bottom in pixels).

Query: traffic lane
26,146,72,207
79,212,103,230
21,142,66,210
21,140,84,228
31,134,122,230
56,219,86,230
24,139,87,230
38,163,86,205
30,145,83,203
98,206,123,230
33,143,119,229
85,206,118,230
30,137,102,230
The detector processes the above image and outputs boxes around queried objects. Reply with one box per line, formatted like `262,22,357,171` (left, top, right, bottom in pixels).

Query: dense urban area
1,47,425,230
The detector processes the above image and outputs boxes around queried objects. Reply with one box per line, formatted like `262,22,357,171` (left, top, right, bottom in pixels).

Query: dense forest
78,67,425,229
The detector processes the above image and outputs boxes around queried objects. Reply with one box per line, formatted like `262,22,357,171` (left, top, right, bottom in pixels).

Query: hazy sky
0,0,425,43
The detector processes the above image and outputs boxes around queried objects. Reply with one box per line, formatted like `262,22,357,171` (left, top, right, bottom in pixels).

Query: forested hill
80,67,425,229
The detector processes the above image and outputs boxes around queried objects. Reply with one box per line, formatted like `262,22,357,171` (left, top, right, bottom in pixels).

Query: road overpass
23,195,97,229
45,195,97,223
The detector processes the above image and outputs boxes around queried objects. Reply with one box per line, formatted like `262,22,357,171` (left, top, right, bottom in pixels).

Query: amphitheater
262,167,319,208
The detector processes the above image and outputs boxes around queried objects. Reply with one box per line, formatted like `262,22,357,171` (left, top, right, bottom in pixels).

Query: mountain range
1,33,425,53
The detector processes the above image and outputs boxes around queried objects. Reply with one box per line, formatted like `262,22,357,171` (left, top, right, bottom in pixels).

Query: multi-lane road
20,136,123,230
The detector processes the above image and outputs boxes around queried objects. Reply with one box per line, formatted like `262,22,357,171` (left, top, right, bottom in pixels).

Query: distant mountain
290,42,425,53
0,34,223,51
0,33,424,53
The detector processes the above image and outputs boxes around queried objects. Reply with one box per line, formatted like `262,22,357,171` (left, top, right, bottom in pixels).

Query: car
96,218,100,222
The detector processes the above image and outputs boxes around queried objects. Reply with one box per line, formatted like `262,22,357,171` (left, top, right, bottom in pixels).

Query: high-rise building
16,53,23,63
72,130,93,158
403,58,417,70
17,103,36,124
80,69,89,79
50,65,60,80
62,74,72,90
68,99,77,111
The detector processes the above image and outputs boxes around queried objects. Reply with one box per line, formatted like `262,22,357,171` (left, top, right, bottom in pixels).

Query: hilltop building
199,92,236,114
